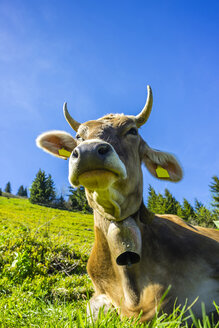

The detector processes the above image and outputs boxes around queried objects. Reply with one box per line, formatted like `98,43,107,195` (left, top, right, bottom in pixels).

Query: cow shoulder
157,214,219,242
146,214,219,264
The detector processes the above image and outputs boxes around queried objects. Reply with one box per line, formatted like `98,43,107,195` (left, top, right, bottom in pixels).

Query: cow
36,86,219,323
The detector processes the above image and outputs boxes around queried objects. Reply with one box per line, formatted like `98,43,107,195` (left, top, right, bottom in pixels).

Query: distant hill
1,191,28,199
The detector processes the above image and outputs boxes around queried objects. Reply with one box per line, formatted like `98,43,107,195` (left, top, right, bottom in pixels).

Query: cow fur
37,106,219,323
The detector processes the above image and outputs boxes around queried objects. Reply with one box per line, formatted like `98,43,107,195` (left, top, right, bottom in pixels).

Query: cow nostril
72,148,79,158
98,144,111,156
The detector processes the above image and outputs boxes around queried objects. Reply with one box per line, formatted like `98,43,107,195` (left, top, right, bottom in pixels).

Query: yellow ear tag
156,165,170,178
58,148,71,157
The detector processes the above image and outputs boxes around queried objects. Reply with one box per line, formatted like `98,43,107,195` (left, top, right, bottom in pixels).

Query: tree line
147,181,219,228
29,169,92,213
1,170,218,227
0,182,28,197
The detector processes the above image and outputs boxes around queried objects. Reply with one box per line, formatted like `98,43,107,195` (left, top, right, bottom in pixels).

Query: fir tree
209,176,219,211
147,186,182,215
17,185,24,196
55,194,66,209
194,198,203,212
0,188,2,196
23,188,28,197
45,175,56,204
4,182,12,193
29,169,56,205
146,184,216,228
17,185,28,197
176,203,184,217
163,189,180,215
147,185,158,212
156,193,166,214
58,195,65,208
194,205,215,227
68,186,92,213
182,198,195,220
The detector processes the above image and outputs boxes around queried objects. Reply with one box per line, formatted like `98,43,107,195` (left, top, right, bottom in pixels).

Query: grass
0,197,218,327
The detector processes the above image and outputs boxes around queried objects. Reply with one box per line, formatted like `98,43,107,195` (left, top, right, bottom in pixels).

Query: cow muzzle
107,217,142,266
68,139,127,189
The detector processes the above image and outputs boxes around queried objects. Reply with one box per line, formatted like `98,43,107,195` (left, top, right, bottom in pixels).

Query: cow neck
92,205,154,309
93,202,154,234
85,186,147,222
85,186,125,221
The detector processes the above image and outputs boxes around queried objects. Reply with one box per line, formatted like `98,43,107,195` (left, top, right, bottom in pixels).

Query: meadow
0,197,218,327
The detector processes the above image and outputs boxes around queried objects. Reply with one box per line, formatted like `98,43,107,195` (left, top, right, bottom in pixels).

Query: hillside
0,197,95,327
0,197,94,248
0,197,218,327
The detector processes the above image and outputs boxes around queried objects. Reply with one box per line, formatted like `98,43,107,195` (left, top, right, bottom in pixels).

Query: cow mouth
78,169,119,190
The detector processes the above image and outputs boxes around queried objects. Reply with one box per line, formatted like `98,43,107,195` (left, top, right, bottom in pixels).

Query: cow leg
87,294,114,321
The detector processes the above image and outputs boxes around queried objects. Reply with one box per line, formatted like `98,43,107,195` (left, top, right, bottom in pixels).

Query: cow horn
63,102,81,132
135,85,153,127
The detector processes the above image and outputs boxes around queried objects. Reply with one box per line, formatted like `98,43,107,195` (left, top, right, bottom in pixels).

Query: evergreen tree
4,182,12,193
59,195,65,208
17,185,28,197
45,175,56,204
29,169,56,205
23,188,28,197
194,205,215,227
176,203,184,217
156,193,166,214
17,185,24,196
146,185,215,228
55,194,66,209
163,189,180,215
194,198,203,212
147,186,183,215
209,176,219,211
182,198,195,220
147,186,182,215
0,188,2,196
68,186,92,213
147,185,158,212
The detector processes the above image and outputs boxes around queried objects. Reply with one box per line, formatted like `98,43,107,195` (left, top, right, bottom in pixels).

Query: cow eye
76,134,83,141
126,127,138,136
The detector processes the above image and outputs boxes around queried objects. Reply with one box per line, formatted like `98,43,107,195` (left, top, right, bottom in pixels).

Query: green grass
0,197,218,327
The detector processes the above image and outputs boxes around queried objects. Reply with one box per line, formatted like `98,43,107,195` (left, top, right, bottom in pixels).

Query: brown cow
36,86,219,322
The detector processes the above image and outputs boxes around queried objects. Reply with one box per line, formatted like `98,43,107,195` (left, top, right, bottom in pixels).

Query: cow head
36,86,183,221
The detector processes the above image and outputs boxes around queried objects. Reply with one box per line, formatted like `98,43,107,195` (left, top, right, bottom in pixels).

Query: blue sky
0,0,218,208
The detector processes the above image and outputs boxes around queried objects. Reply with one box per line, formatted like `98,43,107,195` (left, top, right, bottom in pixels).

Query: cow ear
140,141,183,182
36,130,77,160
